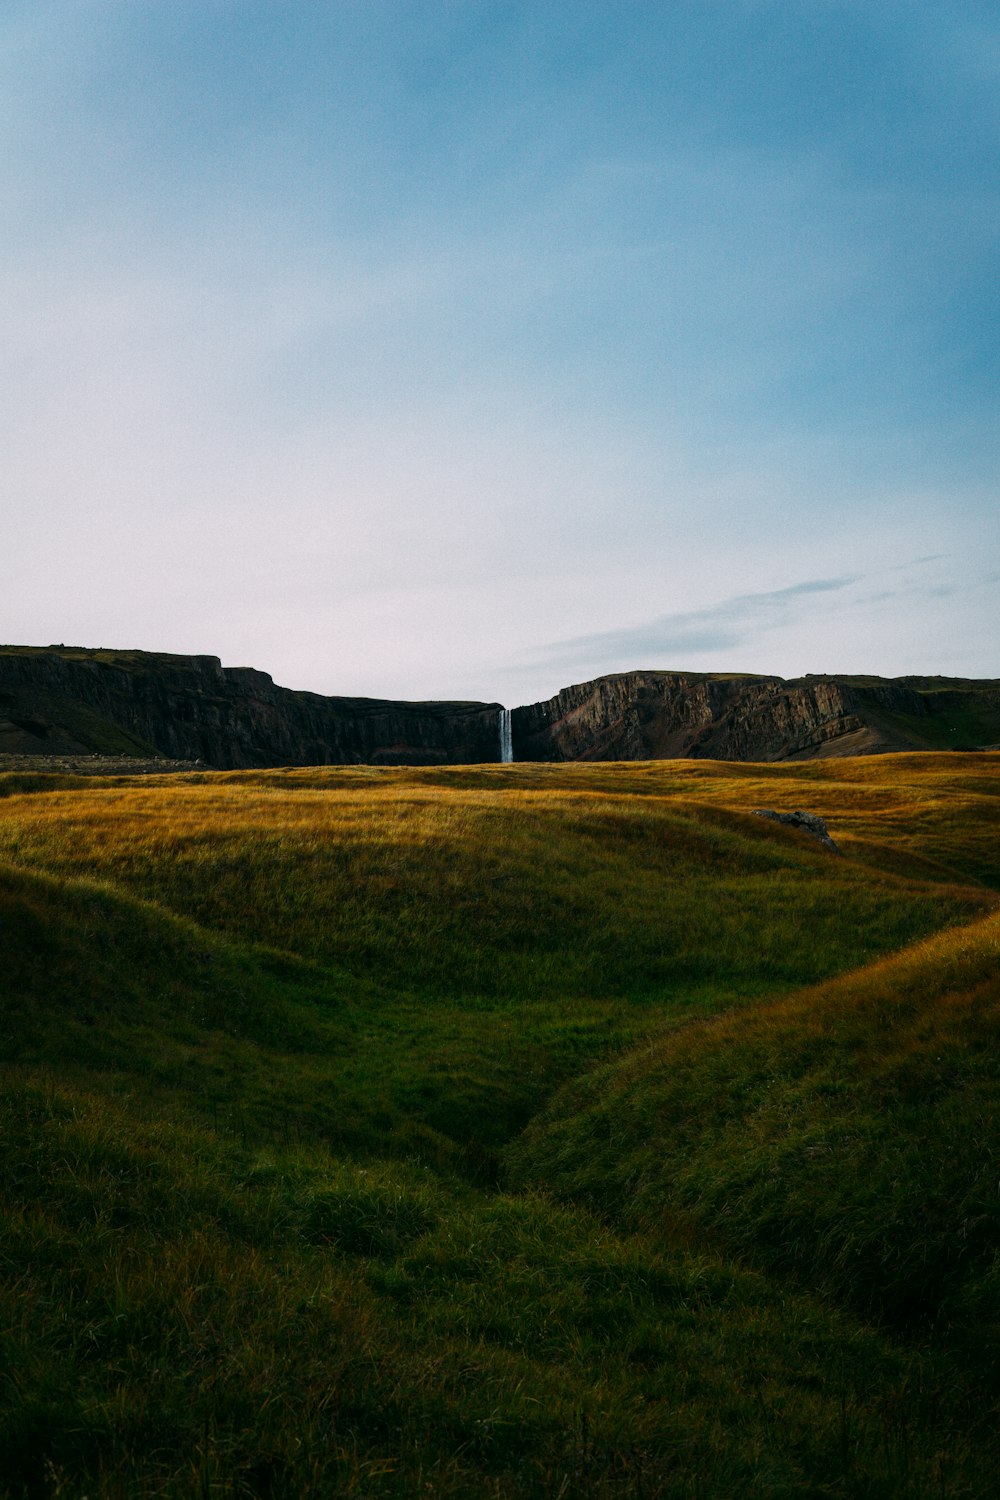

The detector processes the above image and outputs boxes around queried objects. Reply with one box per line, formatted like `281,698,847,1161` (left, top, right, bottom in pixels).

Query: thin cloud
883,553,950,573
529,576,860,675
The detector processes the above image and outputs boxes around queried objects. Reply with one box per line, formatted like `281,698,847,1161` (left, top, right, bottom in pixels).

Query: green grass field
1,753,998,1496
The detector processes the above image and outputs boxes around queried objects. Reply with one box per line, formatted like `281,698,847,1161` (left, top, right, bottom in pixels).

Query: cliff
0,647,502,768
511,671,1000,762
2,648,998,767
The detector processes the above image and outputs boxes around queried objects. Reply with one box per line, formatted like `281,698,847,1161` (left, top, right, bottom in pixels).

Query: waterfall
498,707,513,764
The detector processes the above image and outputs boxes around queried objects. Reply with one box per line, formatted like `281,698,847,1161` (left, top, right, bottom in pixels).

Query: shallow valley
1,752,998,1496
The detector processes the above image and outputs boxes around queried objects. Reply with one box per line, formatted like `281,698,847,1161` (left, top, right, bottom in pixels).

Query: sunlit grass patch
0,775,990,1011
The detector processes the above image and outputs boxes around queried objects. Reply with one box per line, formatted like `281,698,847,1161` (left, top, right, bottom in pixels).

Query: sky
3,0,998,705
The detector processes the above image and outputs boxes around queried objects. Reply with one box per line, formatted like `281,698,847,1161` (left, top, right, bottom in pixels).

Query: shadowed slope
508,908,1000,1353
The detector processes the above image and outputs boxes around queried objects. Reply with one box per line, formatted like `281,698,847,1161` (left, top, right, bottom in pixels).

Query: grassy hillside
1,754,998,1495
509,908,1000,1332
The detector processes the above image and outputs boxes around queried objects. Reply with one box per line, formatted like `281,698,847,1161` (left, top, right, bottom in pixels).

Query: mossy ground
1,753,998,1495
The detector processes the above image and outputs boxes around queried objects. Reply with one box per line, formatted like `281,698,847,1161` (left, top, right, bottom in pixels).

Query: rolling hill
1,752,998,1495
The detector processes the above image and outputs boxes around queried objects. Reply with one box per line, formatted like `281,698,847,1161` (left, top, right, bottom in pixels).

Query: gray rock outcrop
752,809,841,853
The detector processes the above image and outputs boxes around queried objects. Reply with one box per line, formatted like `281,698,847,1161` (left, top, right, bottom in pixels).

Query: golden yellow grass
26,745,993,878
1,758,995,1008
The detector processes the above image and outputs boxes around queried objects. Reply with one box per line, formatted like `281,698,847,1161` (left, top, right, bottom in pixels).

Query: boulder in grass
753,808,840,854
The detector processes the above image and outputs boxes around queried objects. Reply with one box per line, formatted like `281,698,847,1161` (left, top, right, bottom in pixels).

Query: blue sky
3,1,997,703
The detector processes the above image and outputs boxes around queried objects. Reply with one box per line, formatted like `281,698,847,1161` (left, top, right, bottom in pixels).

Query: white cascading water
499,707,513,763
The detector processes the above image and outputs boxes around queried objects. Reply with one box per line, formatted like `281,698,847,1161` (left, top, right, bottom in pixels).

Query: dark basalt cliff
0,648,502,768
512,671,1000,762
2,648,998,767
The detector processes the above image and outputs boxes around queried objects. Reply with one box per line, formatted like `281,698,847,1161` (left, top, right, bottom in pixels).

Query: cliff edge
512,670,1000,762
2,648,998,767
0,647,502,768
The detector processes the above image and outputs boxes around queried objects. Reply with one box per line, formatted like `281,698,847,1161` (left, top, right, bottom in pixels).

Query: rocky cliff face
0,648,502,767
511,672,1000,762
2,649,997,767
